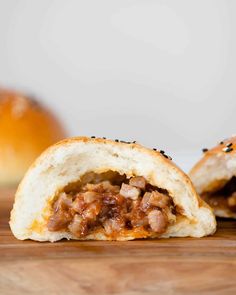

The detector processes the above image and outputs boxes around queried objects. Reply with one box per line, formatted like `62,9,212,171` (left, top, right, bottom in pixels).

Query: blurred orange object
0,88,67,187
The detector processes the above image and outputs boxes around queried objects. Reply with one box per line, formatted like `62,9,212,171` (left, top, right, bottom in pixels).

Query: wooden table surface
0,188,236,295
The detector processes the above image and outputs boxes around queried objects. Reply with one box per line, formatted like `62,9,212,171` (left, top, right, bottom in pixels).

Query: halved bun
189,136,236,218
10,137,216,241
0,88,67,186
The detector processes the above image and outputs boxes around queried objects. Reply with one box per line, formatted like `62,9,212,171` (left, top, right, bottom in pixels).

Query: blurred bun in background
0,88,67,187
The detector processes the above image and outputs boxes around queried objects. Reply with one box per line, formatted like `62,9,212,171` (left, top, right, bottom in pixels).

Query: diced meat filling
201,176,236,212
148,210,168,232
48,173,176,238
129,176,146,189
119,183,141,200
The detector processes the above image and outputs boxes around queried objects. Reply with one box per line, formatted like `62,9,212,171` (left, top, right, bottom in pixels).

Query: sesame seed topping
91,136,96,138
115,139,119,142
132,141,136,144
102,137,106,139
223,147,233,153
153,148,157,151
202,148,208,153
158,149,172,160
219,141,224,145
226,142,233,147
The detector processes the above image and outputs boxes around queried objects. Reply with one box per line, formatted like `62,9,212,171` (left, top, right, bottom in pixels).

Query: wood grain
0,189,236,295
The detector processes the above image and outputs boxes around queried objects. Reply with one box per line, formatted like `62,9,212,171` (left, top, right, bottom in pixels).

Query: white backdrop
0,0,235,171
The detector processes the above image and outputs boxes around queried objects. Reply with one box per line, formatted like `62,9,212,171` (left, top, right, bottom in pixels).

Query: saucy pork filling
201,176,236,212
47,171,177,238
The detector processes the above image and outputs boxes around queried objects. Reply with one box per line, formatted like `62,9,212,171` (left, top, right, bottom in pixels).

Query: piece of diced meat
103,193,125,207
119,183,141,200
103,217,125,235
129,176,146,189
54,192,73,212
68,214,88,237
72,195,86,214
140,191,170,210
130,209,148,227
148,210,168,233
148,191,170,209
47,210,72,231
83,191,99,203
82,201,101,220
140,192,152,211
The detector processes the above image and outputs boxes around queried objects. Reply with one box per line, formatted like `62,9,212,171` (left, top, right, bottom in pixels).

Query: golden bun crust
189,136,236,218
190,136,236,177
10,137,216,241
0,88,67,186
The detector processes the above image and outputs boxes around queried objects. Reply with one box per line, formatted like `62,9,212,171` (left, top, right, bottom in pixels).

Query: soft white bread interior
10,137,216,241
189,136,236,218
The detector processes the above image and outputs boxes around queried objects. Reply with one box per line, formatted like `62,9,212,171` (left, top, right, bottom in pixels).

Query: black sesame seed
202,148,208,153
220,141,224,145
115,139,119,142
163,154,169,159
153,148,157,151
223,147,233,153
168,156,172,160
132,141,136,144
226,142,233,147
91,136,96,138
102,137,106,139
160,150,165,154
120,140,126,143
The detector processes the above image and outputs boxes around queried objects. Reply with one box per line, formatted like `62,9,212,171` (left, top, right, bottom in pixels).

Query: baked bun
0,88,67,186
189,136,236,218
10,137,216,242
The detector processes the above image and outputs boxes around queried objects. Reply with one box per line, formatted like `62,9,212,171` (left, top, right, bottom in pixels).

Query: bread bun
10,137,216,241
189,136,236,218
0,88,67,186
